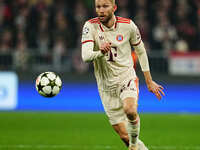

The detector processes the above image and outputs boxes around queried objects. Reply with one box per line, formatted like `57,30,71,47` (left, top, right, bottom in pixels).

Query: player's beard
99,12,113,24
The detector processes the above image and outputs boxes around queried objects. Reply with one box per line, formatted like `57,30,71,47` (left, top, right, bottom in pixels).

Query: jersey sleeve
81,21,103,62
129,20,142,46
129,21,150,71
134,41,150,72
81,21,95,44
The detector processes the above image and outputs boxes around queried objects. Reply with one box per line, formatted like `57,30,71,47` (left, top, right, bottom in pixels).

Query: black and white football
35,72,62,97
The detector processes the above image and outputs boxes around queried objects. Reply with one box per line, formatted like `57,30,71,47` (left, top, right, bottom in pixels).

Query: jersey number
107,46,117,62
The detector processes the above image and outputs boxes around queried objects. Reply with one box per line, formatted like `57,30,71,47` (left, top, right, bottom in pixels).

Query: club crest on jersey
116,35,123,42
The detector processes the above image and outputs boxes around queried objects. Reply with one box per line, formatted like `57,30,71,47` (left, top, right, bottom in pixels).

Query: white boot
138,139,148,150
129,144,138,150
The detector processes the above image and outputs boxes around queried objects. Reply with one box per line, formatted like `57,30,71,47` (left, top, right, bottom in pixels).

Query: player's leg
98,89,131,147
112,122,148,150
112,122,129,146
123,97,140,150
98,85,145,150
120,78,140,150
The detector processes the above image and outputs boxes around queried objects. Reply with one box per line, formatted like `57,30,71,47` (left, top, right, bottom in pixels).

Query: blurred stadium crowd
0,0,200,73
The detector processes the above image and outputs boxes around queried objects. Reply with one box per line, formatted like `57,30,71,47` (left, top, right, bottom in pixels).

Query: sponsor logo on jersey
99,35,104,40
116,35,123,42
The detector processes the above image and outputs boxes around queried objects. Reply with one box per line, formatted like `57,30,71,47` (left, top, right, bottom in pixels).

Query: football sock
127,115,140,147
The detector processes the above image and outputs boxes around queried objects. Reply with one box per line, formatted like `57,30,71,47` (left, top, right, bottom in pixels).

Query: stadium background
0,0,200,150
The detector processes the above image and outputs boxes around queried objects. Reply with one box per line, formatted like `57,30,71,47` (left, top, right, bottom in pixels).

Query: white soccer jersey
81,16,142,91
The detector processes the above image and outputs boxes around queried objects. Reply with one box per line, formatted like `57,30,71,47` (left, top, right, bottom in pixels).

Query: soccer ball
35,72,62,97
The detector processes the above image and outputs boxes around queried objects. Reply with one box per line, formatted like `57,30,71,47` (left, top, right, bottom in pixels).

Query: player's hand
100,42,111,54
146,81,165,100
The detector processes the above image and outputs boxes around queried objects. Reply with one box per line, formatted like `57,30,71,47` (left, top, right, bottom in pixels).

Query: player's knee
123,98,138,120
124,105,137,120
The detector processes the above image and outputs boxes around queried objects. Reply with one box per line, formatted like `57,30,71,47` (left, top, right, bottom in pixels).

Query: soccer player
81,0,165,150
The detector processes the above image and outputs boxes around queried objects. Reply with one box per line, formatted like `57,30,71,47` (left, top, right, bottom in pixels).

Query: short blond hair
109,0,115,5
95,0,115,6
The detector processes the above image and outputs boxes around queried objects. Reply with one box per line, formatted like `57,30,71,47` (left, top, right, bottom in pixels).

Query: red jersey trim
88,17,99,23
117,20,130,24
117,16,130,21
132,40,141,46
82,40,94,44
88,18,104,32
134,77,139,97
114,21,117,28
99,24,104,32
116,16,130,24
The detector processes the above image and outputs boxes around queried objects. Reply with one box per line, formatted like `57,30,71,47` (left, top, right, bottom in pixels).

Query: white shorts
98,77,139,125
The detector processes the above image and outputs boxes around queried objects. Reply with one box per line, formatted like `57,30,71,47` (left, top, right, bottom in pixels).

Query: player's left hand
147,81,165,100
100,42,111,54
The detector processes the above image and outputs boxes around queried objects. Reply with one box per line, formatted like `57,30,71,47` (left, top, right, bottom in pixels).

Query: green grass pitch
0,112,199,150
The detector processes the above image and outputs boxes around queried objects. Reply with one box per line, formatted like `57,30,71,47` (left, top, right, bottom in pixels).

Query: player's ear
114,5,117,12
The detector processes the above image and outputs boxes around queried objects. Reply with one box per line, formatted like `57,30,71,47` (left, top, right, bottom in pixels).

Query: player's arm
130,21,165,100
81,22,103,62
82,41,104,62
81,22,111,62
134,42,165,100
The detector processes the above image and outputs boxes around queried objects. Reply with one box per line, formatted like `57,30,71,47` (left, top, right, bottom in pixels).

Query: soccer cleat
138,140,148,150
129,144,138,150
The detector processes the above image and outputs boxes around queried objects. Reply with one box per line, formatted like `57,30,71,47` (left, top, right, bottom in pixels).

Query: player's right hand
100,42,111,54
